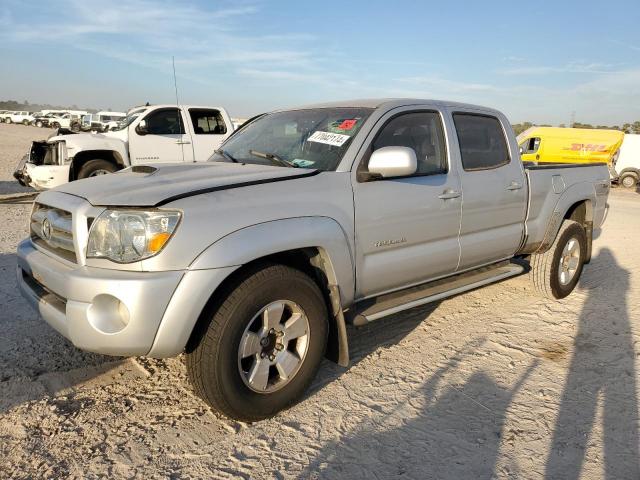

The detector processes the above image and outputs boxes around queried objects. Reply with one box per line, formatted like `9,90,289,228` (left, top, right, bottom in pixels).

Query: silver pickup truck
16,99,610,421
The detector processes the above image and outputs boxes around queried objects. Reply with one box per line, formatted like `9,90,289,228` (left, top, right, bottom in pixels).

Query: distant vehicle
14,104,234,189
5,111,34,125
0,110,11,123
49,113,86,130
612,133,640,188
16,98,611,421
517,127,623,175
80,111,127,132
31,112,66,128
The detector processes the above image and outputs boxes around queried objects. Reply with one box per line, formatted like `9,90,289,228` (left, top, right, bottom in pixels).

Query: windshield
209,107,373,171
111,112,143,131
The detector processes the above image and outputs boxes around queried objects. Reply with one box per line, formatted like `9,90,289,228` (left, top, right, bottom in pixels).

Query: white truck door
129,107,194,164
453,112,527,269
186,108,231,161
353,109,462,298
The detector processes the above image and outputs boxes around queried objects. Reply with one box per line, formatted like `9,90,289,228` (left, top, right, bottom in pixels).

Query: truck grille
30,203,77,263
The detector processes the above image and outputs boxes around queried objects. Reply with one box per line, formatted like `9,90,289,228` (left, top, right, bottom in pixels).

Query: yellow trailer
517,127,624,165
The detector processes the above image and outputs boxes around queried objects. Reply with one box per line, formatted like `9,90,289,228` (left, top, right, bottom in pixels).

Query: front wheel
35,121,43,128
77,159,117,179
186,264,328,421
5,118,11,124
530,220,586,299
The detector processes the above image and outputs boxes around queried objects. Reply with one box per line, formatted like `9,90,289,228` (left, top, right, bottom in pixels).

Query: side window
453,113,510,171
371,111,447,175
520,137,540,154
144,108,185,135
189,109,227,135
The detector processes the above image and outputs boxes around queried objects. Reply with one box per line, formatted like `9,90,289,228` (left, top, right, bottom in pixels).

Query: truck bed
521,162,610,254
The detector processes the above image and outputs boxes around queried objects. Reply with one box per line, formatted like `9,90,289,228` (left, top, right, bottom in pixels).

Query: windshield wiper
249,149,297,168
214,149,239,163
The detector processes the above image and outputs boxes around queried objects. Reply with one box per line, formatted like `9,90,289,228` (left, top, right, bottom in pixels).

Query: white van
613,134,640,188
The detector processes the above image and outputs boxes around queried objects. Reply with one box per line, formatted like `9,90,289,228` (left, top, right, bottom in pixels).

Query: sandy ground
0,122,639,479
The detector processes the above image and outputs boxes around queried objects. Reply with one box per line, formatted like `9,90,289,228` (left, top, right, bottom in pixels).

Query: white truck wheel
619,172,638,189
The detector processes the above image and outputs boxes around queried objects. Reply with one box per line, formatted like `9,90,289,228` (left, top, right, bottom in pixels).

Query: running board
349,261,525,326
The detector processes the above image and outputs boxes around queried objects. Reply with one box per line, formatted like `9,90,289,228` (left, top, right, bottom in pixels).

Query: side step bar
349,261,525,326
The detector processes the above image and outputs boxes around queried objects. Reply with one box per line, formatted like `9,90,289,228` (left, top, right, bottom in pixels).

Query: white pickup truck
13,104,234,189
17,99,610,421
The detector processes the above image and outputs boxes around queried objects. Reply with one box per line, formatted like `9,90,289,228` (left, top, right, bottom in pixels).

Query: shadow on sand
298,248,639,479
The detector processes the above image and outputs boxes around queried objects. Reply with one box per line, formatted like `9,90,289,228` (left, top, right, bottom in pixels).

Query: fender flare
189,216,355,366
536,182,596,258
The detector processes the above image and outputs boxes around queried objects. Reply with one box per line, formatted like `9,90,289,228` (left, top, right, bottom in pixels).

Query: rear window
189,109,227,135
453,114,510,171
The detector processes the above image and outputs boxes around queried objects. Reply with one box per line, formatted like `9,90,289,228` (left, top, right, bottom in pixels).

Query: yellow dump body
517,127,624,165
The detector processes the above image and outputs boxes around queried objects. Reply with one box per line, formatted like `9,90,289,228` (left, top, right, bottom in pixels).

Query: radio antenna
172,56,187,161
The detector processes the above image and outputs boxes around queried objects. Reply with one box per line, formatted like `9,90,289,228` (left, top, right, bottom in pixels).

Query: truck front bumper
14,163,71,190
16,239,237,358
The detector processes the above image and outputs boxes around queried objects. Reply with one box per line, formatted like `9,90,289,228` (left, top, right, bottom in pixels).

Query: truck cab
14,104,235,189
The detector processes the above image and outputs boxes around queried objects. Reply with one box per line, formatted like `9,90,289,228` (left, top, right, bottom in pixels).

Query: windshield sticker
307,131,351,147
337,119,358,130
292,159,315,168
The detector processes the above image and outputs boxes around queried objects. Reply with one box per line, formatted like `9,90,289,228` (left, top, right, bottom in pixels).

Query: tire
619,172,638,189
71,122,80,132
530,220,587,299
36,121,43,128
51,122,60,129
5,118,11,124
186,264,329,422
77,159,117,179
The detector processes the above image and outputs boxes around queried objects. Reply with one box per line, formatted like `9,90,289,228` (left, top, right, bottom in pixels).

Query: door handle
438,189,461,200
507,181,523,191
176,140,192,145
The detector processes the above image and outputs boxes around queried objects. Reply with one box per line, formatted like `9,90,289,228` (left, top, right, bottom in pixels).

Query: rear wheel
5,118,11,124
77,159,117,179
51,121,60,129
186,264,328,422
35,120,43,128
619,172,638,189
530,220,586,299
22,120,29,126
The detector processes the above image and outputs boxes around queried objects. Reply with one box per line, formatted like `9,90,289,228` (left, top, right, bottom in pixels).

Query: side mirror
368,146,417,178
135,119,148,135
519,146,524,155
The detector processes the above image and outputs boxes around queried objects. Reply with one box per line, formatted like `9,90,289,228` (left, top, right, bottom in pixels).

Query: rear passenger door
187,108,230,161
453,111,527,269
353,109,462,298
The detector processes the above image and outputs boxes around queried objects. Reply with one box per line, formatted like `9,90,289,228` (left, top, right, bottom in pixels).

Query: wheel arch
69,150,126,180
184,217,355,366
535,189,595,262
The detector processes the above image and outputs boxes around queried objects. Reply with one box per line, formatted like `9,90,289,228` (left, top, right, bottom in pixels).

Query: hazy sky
1,0,639,124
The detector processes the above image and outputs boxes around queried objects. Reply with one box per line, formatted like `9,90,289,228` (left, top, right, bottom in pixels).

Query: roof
274,98,501,114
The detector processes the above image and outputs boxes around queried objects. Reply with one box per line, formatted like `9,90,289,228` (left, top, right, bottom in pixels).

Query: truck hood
54,162,319,207
49,132,124,151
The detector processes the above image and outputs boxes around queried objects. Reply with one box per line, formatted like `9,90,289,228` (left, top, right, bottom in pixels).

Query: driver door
129,108,194,164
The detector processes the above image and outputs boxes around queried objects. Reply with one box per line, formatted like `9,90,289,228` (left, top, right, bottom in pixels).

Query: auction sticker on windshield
307,131,351,147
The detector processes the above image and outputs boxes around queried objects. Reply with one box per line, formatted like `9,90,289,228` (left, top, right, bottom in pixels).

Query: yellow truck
517,127,624,169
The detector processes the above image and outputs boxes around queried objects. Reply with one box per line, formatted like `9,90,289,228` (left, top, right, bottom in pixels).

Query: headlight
87,209,181,263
